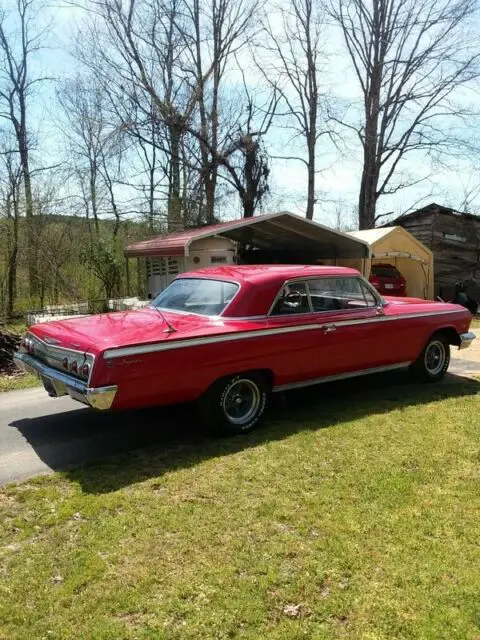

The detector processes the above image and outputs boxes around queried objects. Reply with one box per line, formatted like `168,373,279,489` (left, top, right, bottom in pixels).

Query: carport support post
136,258,141,297
125,258,131,296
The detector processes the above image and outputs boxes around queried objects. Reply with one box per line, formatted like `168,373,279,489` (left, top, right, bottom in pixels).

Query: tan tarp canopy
345,227,434,300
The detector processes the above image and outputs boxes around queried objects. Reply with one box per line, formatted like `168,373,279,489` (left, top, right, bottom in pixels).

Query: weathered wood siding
397,207,480,297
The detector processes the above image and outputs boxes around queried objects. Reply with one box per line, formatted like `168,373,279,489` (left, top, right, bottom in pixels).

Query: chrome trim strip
25,332,94,358
13,352,117,410
104,323,323,359
24,332,96,385
327,308,465,328
103,308,466,360
458,331,476,350
273,362,412,392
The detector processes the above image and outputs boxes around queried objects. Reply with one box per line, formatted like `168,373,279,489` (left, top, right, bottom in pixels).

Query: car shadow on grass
9,370,480,493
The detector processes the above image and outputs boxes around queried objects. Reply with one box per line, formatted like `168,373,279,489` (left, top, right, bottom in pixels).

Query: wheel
200,372,269,436
411,334,450,382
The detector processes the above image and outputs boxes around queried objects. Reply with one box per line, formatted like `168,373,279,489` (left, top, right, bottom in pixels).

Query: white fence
27,297,150,325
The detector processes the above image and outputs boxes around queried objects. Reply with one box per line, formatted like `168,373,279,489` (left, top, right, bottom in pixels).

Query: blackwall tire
200,372,269,436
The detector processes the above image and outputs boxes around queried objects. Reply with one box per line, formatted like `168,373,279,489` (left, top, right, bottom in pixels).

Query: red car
15,265,475,435
369,263,406,296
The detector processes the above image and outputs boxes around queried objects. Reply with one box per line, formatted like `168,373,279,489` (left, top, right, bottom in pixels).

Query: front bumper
459,331,476,350
13,352,117,410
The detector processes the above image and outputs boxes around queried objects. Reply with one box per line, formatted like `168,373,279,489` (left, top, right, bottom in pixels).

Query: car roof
176,265,363,317
179,264,360,285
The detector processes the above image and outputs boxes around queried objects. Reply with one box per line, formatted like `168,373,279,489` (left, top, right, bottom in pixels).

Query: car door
266,276,408,390
306,276,408,376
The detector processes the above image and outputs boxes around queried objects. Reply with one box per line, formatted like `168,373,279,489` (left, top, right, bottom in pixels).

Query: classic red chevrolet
14,265,475,435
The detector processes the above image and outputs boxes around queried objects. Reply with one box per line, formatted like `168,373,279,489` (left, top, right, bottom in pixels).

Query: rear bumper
13,352,117,410
459,331,476,350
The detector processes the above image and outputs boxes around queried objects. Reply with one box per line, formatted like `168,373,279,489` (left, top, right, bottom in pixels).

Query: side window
270,282,311,315
308,277,377,312
359,281,378,307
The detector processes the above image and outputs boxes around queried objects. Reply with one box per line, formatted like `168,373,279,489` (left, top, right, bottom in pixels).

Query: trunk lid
29,307,213,353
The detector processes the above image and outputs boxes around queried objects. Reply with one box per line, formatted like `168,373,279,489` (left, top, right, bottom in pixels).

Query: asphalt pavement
0,387,197,486
0,356,479,486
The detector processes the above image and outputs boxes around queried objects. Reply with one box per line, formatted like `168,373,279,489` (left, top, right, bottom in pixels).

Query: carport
125,211,370,297
347,227,434,299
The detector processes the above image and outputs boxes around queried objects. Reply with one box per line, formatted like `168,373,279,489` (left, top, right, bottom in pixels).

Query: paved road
0,387,197,486
1,357,479,486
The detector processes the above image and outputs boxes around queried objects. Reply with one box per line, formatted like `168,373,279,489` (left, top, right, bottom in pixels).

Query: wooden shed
390,203,480,298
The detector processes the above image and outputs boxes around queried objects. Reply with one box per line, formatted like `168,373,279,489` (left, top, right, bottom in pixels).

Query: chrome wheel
424,340,447,376
222,378,261,426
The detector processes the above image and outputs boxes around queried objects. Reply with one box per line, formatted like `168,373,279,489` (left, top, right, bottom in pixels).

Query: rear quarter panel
91,326,321,410
382,299,472,362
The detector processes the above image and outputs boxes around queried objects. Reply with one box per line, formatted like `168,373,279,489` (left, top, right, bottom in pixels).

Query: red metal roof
124,211,370,259
124,218,246,258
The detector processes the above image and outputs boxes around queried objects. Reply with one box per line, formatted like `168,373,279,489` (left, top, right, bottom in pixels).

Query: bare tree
57,74,123,235
74,0,267,227
75,0,197,230
0,134,22,316
0,0,51,294
259,0,327,220
330,0,480,229
181,0,258,223
218,91,275,218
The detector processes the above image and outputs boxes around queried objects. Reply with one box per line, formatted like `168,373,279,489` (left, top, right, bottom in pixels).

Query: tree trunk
359,96,381,229
205,173,217,224
6,192,18,318
19,145,37,295
89,166,100,235
358,148,379,229
242,193,255,218
168,125,183,231
306,142,315,221
148,152,155,232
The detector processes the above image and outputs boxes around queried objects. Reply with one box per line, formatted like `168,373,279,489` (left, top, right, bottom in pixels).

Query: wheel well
255,368,275,390
208,368,275,393
430,327,460,347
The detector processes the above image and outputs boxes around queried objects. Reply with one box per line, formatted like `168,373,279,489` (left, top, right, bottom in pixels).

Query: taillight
62,357,69,370
371,278,381,287
70,360,78,374
81,363,90,379
23,337,35,355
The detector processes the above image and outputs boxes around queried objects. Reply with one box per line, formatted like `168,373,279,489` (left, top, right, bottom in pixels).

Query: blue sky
12,1,480,228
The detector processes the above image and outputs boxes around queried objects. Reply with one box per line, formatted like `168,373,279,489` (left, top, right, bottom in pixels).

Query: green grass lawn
0,372,39,392
0,375,479,639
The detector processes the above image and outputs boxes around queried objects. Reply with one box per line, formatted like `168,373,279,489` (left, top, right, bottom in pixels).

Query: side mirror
284,291,303,309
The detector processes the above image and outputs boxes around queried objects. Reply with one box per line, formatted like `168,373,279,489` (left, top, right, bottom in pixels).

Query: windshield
152,278,239,316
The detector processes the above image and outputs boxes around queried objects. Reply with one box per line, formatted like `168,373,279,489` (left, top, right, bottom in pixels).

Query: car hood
29,307,223,353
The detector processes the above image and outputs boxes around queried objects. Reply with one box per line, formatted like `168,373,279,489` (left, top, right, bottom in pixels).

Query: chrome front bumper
459,331,476,350
13,352,117,410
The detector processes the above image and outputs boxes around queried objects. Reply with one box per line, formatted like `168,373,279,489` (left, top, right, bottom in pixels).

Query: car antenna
152,304,177,333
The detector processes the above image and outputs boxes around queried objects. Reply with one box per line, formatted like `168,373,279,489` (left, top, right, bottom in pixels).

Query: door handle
324,324,337,334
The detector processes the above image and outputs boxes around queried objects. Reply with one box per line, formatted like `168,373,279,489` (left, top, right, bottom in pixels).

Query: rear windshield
152,278,239,316
371,265,401,278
